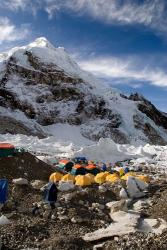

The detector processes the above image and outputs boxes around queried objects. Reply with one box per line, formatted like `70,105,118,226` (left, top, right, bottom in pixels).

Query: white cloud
3,0,29,11
78,56,167,88
0,17,29,44
1,1,167,33
43,0,167,33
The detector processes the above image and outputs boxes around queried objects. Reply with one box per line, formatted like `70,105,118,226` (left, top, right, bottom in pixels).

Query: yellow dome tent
61,173,75,183
49,172,63,182
106,173,120,183
94,172,110,184
85,173,95,183
75,175,92,186
121,172,137,180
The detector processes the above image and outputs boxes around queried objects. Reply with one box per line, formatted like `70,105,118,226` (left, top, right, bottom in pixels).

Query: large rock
83,211,140,242
120,176,148,199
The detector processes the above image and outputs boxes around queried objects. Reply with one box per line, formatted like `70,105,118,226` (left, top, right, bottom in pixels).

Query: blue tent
72,157,88,164
0,179,8,203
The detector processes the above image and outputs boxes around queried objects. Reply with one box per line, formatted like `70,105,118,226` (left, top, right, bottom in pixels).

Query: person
43,182,58,209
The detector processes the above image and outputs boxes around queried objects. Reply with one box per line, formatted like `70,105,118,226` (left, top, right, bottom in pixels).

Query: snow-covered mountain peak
0,37,92,82
0,37,55,63
27,37,55,50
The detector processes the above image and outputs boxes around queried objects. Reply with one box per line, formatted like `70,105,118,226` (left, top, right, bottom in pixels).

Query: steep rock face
0,116,45,138
0,37,167,145
129,93,167,130
133,114,167,145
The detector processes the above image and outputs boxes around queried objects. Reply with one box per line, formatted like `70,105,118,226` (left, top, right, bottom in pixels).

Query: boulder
0,215,11,225
12,178,28,185
120,176,148,199
58,181,75,192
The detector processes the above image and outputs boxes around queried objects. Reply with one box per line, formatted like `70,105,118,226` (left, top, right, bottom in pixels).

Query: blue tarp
0,179,8,203
43,182,58,203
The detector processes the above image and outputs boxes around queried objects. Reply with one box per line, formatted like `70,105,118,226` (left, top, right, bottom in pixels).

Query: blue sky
0,0,167,111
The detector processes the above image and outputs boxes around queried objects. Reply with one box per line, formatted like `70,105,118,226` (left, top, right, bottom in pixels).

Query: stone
5,200,14,210
51,214,56,220
99,185,107,193
12,178,28,185
98,204,105,210
43,210,51,219
92,203,99,209
17,207,29,213
58,215,69,222
58,181,75,192
31,180,46,190
62,193,74,203
43,204,51,210
0,215,11,225
57,207,64,211
57,210,66,215
133,199,151,212
93,243,105,250
71,216,83,223
78,200,84,205
138,218,167,234
106,200,128,214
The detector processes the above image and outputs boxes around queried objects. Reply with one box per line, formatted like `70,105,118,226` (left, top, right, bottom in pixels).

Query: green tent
0,143,15,158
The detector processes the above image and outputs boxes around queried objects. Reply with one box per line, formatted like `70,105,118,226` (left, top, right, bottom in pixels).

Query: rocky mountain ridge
0,37,167,145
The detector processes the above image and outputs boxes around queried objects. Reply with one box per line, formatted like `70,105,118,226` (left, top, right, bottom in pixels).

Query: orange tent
71,164,86,175
86,164,96,170
0,143,15,149
59,159,69,164
59,159,70,169
73,164,83,169
85,164,100,175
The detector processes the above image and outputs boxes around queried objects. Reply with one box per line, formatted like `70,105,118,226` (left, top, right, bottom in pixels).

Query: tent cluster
50,172,95,187
57,158,101,176
49,158,150,187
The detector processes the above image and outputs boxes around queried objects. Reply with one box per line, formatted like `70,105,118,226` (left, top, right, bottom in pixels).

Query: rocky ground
0,153,167,250
103,181,167,250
